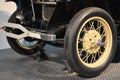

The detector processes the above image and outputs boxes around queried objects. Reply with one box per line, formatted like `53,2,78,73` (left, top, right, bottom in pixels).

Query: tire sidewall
65,7,117,77
7,11,39,55
7,37,38,55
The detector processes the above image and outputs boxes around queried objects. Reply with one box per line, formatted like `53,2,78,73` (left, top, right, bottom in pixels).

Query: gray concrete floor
0,44,119,80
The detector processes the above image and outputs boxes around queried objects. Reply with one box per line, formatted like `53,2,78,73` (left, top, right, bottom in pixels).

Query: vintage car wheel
7,37,41,55
7,12,44,55
65,7,117,77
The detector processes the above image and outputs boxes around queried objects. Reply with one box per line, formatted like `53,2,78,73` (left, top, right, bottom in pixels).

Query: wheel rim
76,17,113,68
16,38,39,50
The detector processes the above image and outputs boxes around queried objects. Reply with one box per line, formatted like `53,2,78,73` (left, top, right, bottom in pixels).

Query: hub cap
83,30,101,54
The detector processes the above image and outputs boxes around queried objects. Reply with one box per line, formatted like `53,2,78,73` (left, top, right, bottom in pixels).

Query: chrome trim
0,23,56,41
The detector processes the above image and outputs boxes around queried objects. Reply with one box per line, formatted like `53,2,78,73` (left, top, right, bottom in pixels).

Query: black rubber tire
7,12,41,55
64,7,117,77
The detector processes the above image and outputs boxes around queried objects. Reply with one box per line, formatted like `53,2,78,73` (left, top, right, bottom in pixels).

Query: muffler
0,23,56,41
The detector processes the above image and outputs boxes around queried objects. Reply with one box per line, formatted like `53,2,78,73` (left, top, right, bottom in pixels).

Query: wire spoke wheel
7,12,43,55
65,7,117,77
77,17,112,68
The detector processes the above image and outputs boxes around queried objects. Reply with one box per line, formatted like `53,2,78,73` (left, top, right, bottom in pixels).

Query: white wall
0,0,16,50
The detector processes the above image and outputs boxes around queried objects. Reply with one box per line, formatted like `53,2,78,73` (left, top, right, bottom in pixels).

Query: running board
0,23,56,41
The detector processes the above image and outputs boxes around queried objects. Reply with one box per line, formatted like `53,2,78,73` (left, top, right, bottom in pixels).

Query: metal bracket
0,23,56,41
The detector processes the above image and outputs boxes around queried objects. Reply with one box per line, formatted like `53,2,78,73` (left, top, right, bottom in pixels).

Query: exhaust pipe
0,23,56,41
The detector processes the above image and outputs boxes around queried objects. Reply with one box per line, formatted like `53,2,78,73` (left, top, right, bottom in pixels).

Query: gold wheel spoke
82,53,90,61
100,29,106,41
78,49,84,53
98,49,100,57
78,39,84,43
79,39,89,44
96,27,101,33
89,21,95,30
84,53,91,63
101,34,106,40
98,48,102,58
101,29,106,37
100,35,107,48
90,54,96,63
103,41,107,48
96,20,102,33
82,27,88,33
93,53,97,62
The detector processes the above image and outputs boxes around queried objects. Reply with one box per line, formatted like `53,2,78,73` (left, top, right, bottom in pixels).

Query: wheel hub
83,30,102,54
